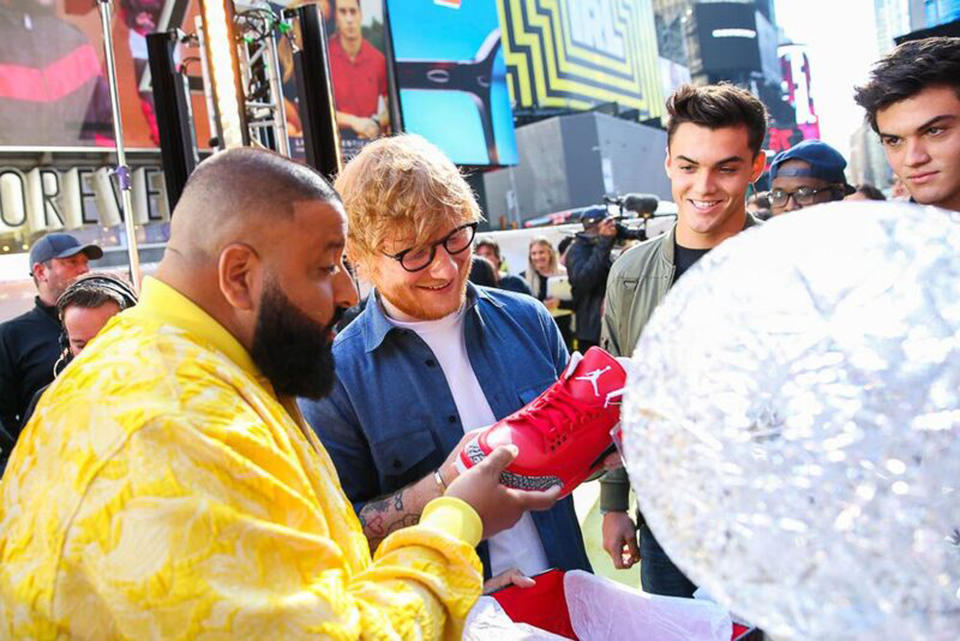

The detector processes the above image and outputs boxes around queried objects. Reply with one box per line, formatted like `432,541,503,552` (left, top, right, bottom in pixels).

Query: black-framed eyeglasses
769,186,839,208
383,222,478,272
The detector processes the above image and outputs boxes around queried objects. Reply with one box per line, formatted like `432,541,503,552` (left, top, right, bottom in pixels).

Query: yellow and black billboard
497,0,664,119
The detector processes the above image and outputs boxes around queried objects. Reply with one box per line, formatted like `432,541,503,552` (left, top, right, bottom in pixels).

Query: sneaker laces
512,379,598,445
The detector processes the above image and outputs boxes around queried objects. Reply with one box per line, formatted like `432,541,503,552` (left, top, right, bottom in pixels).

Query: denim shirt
299,283,591,577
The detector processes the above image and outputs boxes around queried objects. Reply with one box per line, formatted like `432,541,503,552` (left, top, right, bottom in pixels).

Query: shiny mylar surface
622,202,960,640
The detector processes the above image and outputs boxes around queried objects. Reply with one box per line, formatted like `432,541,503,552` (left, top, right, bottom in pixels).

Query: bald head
169,147,340,263
156,148,356,369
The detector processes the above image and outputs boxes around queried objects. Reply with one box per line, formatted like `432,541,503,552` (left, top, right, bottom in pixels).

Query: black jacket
498,274,532,296
0,298,62,444
565,233,615,343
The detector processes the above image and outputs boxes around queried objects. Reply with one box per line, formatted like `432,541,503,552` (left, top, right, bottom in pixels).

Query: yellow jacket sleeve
51,416,483,641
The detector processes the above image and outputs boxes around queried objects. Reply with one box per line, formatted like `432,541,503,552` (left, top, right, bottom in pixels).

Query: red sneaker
457,346,626,497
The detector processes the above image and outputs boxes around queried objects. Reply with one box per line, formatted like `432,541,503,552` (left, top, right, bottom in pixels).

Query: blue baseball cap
29,233,103,270
770,140,855,193
580,206,608,224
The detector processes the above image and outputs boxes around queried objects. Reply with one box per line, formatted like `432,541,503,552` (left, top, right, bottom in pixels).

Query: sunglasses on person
383,222,479,272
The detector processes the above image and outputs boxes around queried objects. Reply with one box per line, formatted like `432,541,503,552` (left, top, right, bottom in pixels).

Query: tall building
880,0,960,47
874,0,914,52
653,1,800,158
756,0,777,23
651,1,782,90
682,1,781,89
876,0,959,53
653,0,691,65
909,0,960,29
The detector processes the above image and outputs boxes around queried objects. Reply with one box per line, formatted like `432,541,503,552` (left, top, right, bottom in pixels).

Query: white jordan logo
575,366,610,397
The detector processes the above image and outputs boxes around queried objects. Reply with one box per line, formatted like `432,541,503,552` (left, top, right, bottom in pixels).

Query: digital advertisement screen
276,0,391,164
498,0,664,122
319,0,392,163
385,0,517,166
0,0,212,150
693,2,762,75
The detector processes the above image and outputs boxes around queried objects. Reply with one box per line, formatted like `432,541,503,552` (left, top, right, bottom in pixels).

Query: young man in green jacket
599,83,767,597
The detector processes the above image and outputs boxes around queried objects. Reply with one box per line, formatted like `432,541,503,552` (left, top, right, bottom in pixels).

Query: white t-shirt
390,307,550,578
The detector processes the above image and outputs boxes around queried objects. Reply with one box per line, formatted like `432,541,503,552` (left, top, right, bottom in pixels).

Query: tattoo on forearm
360,489,420,549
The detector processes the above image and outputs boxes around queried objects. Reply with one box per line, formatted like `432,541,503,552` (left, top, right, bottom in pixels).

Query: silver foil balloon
621,202,960,640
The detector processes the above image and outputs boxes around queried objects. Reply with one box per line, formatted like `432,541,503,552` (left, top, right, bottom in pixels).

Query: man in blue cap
0,233,102,446
564,206,617,352
768,139,855,216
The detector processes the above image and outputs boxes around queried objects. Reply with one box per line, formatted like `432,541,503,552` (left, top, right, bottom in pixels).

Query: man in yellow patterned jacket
0,148,558,639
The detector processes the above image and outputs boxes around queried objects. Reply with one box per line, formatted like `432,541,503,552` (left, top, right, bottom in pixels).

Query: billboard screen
499,0,664,120
274,0,393,164
693,2,761,75
385,0,517,166
309,0,392,163
0,0,212,150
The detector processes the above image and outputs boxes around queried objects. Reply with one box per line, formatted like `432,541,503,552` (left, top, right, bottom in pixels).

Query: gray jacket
599,215,760,511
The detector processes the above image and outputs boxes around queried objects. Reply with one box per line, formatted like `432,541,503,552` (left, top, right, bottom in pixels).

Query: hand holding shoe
446,445,561,539
456,347,626,497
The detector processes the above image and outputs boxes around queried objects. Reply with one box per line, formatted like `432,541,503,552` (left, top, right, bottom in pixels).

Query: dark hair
475,238,501,259
666,83,768,156
333,0,361,12
855,183,886,201
57,273,138,317
557,235,574,256
854,37,960,132
468,255,498,288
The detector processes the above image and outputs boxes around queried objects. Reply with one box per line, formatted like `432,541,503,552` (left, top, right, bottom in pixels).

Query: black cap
29,233,103,270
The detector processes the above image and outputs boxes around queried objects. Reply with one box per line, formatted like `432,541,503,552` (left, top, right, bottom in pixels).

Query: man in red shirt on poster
328,0,389,149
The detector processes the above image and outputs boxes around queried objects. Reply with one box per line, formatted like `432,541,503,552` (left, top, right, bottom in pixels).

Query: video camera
603,193,660,217
594,193,662,242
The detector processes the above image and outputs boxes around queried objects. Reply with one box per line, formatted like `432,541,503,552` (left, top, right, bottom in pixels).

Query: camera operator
564,207,617,352
566,195,656,351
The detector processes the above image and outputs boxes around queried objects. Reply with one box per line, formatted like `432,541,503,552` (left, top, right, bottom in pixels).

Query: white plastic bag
462,570,733,641
463,596,572,641
564,570,732,641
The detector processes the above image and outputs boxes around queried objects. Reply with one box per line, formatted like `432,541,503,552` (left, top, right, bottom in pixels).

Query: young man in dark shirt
0,233,101,444
599,83,767,597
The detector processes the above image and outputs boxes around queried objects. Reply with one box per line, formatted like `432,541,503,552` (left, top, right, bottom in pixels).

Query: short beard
377,257,471,321
250,281,344,399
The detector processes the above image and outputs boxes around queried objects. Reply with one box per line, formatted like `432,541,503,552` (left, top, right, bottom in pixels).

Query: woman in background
522,237,574,350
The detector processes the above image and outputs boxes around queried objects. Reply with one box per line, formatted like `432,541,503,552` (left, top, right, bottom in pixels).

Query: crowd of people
0,35,956,639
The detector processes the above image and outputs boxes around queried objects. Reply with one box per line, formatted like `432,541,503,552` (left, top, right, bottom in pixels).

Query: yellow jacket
0,277,482,640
